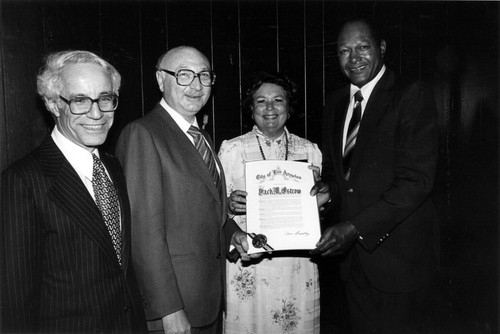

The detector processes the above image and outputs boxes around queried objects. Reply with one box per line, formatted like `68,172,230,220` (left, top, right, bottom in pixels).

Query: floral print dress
218,126,322,334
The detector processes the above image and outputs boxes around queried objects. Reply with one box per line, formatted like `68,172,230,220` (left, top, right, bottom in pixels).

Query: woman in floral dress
218,71,322,334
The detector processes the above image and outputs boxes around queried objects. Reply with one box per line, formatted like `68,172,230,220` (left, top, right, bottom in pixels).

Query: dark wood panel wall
1,1,498,332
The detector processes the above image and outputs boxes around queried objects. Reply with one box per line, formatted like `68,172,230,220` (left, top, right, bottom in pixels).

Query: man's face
156,48,211,122
337,21,386,88
51,63,115,152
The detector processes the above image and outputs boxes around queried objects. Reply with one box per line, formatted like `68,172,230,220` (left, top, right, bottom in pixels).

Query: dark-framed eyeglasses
159,69,216,87
59,94,119,115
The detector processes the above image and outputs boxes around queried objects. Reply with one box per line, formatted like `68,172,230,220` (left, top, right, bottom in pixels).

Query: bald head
156,46,210,70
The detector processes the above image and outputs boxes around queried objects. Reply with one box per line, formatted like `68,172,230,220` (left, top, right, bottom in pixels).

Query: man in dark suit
115,46,247,334
1,50,147,333
313,18,439,333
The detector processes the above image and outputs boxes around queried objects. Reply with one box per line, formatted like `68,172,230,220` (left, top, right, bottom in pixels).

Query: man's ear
156,71,165,93
44,97,61,118
380,39,387,58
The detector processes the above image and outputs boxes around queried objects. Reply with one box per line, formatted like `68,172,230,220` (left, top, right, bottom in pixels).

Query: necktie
187,126,222,192
343,90,363,180
92,153,122,264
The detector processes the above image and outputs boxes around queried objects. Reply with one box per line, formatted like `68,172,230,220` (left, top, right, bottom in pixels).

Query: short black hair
337,16,384,45
243,71,298,115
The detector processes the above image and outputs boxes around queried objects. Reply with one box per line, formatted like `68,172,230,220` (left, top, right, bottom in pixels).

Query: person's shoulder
119,105,166,138
219,131,250,155
389,71,432,95
2,146,44,179
224,132,249,145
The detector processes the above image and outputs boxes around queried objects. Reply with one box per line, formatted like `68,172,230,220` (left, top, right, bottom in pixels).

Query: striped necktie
187,126,222,193
343,90,363,180
92,153,122,264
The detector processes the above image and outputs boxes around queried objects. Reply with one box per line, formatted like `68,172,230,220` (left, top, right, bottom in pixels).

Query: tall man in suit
115,46,247,334
1,50,147,333
313,17,439,333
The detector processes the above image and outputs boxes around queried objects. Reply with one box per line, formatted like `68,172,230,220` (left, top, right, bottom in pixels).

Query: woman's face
251,83,289,139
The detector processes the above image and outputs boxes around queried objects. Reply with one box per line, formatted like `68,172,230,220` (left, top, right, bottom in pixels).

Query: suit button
216,253,221,259
123,305,131,312
347,188,354,193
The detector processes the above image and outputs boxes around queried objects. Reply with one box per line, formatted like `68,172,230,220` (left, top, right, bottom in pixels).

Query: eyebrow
68,91,114,98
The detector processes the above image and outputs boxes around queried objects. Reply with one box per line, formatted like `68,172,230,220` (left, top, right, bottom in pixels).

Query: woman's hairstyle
243,71,298,115
37,50,121,100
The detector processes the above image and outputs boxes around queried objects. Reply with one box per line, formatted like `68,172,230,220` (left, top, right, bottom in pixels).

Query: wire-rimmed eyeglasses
159,69,216,87
59,94,119,115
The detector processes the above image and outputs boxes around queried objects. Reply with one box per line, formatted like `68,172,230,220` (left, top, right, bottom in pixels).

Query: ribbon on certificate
247,232,274,252
227,232,274,262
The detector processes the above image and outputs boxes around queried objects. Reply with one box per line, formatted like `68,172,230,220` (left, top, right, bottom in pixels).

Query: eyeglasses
159,69,216,87
59,94,119,115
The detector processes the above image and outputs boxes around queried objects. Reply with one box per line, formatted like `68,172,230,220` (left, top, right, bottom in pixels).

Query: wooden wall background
1,1,498,332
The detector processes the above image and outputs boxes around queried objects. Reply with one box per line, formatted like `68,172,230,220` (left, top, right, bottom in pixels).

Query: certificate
245,160,321,254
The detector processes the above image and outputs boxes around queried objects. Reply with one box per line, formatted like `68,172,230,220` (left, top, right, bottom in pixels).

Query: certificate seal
252,234,267,248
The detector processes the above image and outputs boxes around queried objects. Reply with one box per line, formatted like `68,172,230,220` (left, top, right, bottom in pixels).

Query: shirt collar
252,125,289,142
160,98,200,132
51,126,95,181
350,64,386,102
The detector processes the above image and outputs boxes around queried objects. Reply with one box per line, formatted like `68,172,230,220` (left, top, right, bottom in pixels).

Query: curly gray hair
37,50,121,100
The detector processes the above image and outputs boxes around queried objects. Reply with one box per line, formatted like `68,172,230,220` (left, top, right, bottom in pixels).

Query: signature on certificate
285,230,310,236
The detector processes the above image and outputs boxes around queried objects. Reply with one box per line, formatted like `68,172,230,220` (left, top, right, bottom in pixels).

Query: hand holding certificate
245,160,321,254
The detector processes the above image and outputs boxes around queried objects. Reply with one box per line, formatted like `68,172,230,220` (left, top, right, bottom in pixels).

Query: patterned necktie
343,90,363,180
187,126,222,192
92,153,122,264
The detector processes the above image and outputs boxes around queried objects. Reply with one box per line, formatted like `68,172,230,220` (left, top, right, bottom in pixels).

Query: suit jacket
115,104,240,328
0,135,147,333
322,69,439,293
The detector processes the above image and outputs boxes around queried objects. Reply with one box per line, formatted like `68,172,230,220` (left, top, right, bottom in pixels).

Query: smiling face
156,47,211,122
337,20,386,88
47,63,115,152
251,83,289,139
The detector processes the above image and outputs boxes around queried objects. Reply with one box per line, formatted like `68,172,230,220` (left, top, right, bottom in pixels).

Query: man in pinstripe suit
1,50,147,333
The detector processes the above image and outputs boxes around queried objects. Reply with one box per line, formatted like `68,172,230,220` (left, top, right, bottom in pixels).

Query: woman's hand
228,190,248,214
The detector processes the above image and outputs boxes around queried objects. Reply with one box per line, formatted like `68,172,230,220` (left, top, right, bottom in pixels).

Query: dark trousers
346,251,428,334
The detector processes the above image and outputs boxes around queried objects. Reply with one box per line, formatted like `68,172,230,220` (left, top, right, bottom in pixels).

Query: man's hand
311,221,359,257
228,190,247,214
308,165,330,208
162,310,191,334
231,231,251,261
231,231,263,261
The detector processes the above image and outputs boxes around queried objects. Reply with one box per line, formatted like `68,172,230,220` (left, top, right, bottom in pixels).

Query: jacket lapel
154,107,224,213
39,137,121,267
350,70,395,175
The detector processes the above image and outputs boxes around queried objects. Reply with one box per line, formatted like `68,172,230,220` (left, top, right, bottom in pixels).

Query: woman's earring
287,113,290,119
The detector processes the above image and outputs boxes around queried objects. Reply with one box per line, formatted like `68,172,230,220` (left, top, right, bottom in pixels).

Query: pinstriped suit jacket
1,135,147,333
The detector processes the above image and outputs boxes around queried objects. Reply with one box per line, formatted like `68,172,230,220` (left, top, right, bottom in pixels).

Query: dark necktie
343,90,363,180
187,126,222,192
92,153,122,264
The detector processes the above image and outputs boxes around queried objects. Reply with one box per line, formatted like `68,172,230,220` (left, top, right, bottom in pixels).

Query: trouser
346,251,428,334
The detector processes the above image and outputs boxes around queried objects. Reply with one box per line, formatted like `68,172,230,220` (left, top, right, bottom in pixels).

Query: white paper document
245,160,321,254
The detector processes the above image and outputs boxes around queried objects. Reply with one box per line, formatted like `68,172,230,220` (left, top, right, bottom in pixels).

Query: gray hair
37,50,121,100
